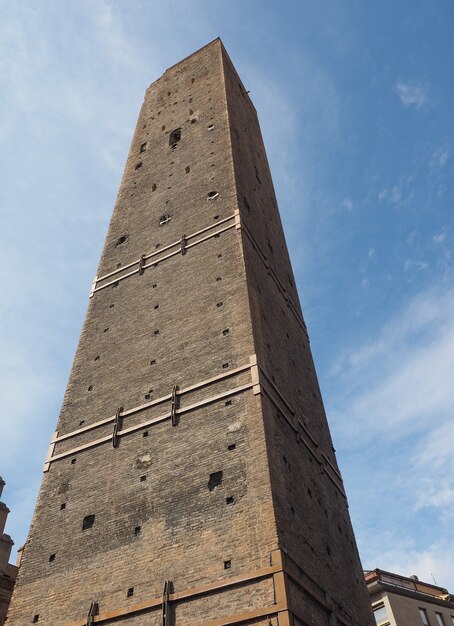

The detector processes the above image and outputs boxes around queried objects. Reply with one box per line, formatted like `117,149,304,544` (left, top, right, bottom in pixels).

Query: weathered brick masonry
7,40,374,626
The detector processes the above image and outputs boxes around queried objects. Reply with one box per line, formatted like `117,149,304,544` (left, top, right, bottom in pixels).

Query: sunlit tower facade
8,40,373,626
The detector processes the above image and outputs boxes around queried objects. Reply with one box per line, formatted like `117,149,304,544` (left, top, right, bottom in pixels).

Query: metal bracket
162,580,173,626
112,407,123,448
86,601,99,626
180,234,187,255
138,254,146,275
171,385,179,426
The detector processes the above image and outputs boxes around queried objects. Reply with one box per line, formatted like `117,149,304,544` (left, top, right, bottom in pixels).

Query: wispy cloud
433,232,446,244
404,259,429,271
430,146,451,169
331,287,454,436
329,285,454,587
371,542,454,589
413,420,454,516
396,80,427,108
378,176,414,207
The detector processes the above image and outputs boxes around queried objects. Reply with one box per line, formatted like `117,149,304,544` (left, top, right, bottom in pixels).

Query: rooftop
365,569,454,605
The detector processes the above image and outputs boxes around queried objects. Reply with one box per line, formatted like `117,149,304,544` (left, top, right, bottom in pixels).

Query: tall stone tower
8,40,373,626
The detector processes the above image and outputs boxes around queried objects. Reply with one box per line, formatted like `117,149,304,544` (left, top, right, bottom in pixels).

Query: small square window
82,514,95,531
224,560,231,569
140,142,147,153
169,128,181,146
208,471,223,491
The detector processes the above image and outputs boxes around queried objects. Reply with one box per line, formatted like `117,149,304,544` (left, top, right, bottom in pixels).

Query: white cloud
413,421,454,516
404,259,429,271
430,146,451,169
378,177,414,207
331,288,454,433
329,288,454,586
396,80,427,108
433,232,446,243
330,287,454,589
374,543,454,590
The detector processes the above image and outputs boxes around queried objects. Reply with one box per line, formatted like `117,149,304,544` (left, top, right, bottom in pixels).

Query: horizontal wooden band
45,381,256,468
258,367,295,417
322,452,343,483
44,355,259,470
53,361,254,446
259,379,346,500
281,552,355,626
63,563,282,626
240,223,308,339
297,419,318,448
92,215,236,295
61,546,356,626
192,603,287,626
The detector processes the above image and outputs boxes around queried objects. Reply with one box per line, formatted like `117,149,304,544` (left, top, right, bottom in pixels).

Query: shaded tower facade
8,40,373,626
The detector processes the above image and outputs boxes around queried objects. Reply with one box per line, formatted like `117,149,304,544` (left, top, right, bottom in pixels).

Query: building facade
7,40,373,626
0,478,19,625
366,569,454,626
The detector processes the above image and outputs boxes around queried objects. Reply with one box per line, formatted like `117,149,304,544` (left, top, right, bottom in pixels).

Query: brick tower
7,40,373,626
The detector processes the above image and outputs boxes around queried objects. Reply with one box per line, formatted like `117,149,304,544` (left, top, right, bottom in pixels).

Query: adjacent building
0,478,18,625
366,569,454,626
7,40,374,625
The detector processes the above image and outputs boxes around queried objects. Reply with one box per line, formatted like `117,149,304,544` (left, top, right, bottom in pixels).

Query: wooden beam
63,563,281,626
192,603,287,626
250,354,261,395
43,430,59,473
277,610,294,626
63,359,251,441
93,214,236,294
49,379,254,465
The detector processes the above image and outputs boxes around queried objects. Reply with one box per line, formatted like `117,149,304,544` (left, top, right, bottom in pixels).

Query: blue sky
1,0,453,589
